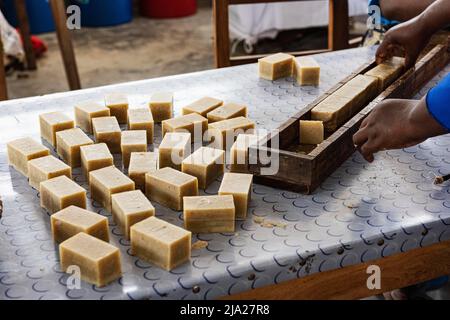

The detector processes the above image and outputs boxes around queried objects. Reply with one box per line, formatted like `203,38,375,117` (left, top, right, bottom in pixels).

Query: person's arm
376,0,450,67
379,0,435,22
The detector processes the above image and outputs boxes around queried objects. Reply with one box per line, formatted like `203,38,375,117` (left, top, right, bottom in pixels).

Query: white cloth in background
0,11,24,61
229,0,368,52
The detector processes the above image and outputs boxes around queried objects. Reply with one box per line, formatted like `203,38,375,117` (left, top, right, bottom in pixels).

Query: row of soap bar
258,52,321,86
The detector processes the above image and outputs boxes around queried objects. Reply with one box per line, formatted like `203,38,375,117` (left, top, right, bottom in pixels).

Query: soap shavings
191,240,208,250
253,216,287,229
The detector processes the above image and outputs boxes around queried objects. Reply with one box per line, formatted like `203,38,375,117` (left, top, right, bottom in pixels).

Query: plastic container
140,0,197,19
2,0,55,34
72,0,133,27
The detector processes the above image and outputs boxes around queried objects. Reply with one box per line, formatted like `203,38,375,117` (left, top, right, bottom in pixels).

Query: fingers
353,126,368,147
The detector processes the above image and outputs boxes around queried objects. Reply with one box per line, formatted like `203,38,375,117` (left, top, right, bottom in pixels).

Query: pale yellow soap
127,108,154,143
207,103,247,123
80,143,114,178
105,93,129,124
182,147,224,189
128,152,158,191
111,190,155,240
145,167,198,211
258,53,294,80
7,137,50,177
74,101,110,134
229,134,259,173
365,56,405,91
293,56,320,86
149,92,173,122
89,166,135,211
60,232,121,287
162,113,208,142
56,128,94,168
182,97,223,116
206,116,255,150
40,175,86,214
159,132,191,170
183,195,235,233
121,130,147,168
92,116,122,154
218,172,253,220
28,155,72,190
51,205,109,243
130,216,191,271
299,120,324,145
39,112,74,147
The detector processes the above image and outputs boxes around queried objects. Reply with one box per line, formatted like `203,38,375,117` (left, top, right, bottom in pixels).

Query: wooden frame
225,239,450,299
247,41,450,193
212,0,350,68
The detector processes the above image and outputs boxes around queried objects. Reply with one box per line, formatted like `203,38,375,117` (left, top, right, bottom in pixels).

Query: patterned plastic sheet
1,47,450,300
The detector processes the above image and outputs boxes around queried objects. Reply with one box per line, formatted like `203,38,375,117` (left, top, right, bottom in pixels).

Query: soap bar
130,216,191,271
127,108,154,143
159,132,191,170
206,116,255,150
258,53,294,80
183,195,235,233
182,147,224,189
365,56,405,91
182,97,223,116
40,175,86,214
111,190,155,239
121,130,147,168
74,101,110,134
39,112,74,147
230,134,258,173
207,103,247,123
128,152,158,191
51,205,109,243
92,116,122,154
28,155,72,190
149,92,173,122
162,113,207,142
89,166,135,211
60,232,121,287
218,172,252,220
80,143,113,178
7,137,50,176
145,167,198,211
56,128,94,168
293,57,320,86
299,120,324,145
334,75,379,110
105,93,128,124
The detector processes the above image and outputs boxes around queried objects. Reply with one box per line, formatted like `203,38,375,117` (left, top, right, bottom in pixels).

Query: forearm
415,0,450,37
380,0,435,22
407,97,447,143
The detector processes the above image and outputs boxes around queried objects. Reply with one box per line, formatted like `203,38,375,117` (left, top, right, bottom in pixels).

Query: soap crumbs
253,216,287,229
192,240,208,250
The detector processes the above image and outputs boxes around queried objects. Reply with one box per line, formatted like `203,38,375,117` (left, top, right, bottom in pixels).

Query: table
1,46,450,300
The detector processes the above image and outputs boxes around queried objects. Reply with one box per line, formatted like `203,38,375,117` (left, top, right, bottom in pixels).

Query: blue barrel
2,0,55,34
72,0,133,27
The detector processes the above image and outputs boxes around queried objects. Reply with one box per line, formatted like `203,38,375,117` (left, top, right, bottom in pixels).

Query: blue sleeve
426,73,450,131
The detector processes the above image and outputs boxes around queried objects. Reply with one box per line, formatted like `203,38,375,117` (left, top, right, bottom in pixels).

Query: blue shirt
368,0,399,27
427,73,450,131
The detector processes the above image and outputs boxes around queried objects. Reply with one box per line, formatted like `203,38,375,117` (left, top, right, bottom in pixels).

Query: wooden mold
247,42,450,194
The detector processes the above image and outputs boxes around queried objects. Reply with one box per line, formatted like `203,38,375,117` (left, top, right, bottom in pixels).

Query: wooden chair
213,0,351,68
0,0,81,101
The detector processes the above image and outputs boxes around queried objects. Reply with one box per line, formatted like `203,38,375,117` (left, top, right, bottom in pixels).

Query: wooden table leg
213,0,231,68
328,0,349,51
49,0,81,90
0,38,8,101
14,0,37,70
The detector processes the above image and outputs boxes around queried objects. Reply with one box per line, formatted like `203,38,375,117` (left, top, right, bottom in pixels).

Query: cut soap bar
159,132,191,170
130,216,191,271
182,147,224,189
299,120,324,145
105,93,128,124
258,53,294,80
207,103,247,123
39,112,74,147
7,137,50,176
121,130,147,168
75,101,110,134
80,143,113,178
183,195,235,233
149,92,173,122
293,56,320,86
182,97,223,116
40,175,86,214
92,116,122,153
89,166,135,211
51,205,109,243
207,116,255,150
60,232,121,287
145,167,198,211
128,152,158,191
365,56,405,91
218,172,252,220
230,133,258,173
162,113,207,142
127,108,154,143
56,128,94,168
111,190,155,239
28,155,72,190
